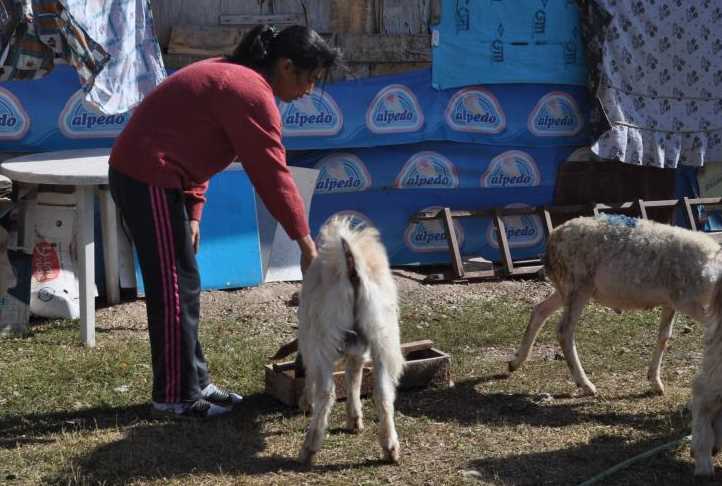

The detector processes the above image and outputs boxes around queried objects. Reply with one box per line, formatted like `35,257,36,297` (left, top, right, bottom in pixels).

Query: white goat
297,217,405,465
508,214,722,396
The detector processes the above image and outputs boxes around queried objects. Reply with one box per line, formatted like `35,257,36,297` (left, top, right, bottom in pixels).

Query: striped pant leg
108,168,209,403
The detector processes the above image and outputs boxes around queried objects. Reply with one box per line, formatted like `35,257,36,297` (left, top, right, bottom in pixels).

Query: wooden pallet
264,339,452,408
413,197,722,283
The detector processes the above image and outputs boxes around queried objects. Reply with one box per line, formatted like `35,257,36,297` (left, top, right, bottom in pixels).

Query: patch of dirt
96,269,553,338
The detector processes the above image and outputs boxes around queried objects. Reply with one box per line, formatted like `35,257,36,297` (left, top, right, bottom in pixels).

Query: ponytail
227,24,341,75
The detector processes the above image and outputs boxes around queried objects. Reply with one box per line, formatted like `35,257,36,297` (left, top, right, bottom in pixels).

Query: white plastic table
0,148,121,347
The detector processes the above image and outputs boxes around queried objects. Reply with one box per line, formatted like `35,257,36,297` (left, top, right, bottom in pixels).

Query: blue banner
1,65,590,153
290,142,579,265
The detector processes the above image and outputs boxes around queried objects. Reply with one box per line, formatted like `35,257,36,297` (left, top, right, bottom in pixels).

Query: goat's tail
330,219,405,385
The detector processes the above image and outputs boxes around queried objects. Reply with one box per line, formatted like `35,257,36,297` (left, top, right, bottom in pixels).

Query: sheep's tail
339,227,405,386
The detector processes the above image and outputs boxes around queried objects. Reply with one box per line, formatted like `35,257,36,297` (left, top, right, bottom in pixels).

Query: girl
109,25,341,419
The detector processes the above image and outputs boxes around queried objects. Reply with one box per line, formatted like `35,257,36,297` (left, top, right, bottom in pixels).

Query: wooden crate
264,339,452,408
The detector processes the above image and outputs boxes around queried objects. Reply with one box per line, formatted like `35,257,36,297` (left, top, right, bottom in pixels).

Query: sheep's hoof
651,384,665,396
383,443,400,464
575,384,597,397
508,360,520,373
298,447,317,466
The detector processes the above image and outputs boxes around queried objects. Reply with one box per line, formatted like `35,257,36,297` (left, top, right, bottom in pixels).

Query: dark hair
227,24,341,76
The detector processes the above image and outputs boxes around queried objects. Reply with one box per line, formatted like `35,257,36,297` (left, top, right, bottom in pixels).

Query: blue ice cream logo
59,91,128,139
280,89,342,137
366,84,424,134
486,204,544,249
314,153,372,194
395,151,459,189
0,87,31,140
445,88,506,134
405,206,464,253
528,92,583,137
481,151,541,188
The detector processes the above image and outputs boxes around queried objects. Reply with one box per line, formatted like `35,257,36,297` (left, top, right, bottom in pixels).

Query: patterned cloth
63,0,166,114
578,0,722,167
0,0,109,85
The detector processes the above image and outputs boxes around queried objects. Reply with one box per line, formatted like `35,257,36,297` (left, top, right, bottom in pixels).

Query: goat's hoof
508,360,519,373
383,443,400,464
347,417,364,434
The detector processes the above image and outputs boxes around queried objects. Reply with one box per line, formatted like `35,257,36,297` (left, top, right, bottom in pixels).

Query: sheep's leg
647,307,676,395
713,411,722,456
557,290,596,395
373,360,400,463
345,353,365,433
509,291,563,372
299,367,335,466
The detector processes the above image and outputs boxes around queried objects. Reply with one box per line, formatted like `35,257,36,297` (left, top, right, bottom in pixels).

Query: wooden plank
684,197,699,231
336,33,431,63
442,207,464,279
151,0,223,49
271,0,331,32
329,0,377,33
370,62,431,76
219,13,304,26
494,210,515,275
167,25,242,56
380,0,431,34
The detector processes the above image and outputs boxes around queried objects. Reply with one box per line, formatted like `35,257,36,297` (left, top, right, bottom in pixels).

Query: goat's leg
299,367,336,465
509,291,563,372
691,382,718,477
557,290,595,395
373,360,400,463
345,353,365,433
647,307,676,395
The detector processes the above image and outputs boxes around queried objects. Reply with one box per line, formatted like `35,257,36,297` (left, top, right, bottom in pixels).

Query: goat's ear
341,238,355,270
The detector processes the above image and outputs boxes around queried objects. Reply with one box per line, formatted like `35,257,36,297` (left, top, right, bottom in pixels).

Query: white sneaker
202,383,243,407
151,398,230,419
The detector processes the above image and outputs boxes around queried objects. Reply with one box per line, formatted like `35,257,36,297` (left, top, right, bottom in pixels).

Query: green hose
577,434,692,486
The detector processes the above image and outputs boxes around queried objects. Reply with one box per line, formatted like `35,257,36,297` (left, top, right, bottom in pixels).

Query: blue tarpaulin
431,0,588,89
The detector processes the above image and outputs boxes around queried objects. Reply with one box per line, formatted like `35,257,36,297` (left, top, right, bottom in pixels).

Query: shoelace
207,388,230,402
189,399,212,413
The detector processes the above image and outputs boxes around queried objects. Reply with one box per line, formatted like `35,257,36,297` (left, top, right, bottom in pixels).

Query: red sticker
32,241,60,282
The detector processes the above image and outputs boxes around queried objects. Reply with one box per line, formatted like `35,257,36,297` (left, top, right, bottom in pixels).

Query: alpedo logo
0,87,31,140
486,204,544,249
280,89,343,137
528,91,583,137
314,153,372,194
59,90,129,139
481,150,541,188
395,151,459,189
445,87,506,134
405,206,464,253
366,84,424,134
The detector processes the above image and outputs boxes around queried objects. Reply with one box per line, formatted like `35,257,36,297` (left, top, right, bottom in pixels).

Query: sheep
297,217,405,465
690,316,722,477
508,214,722,396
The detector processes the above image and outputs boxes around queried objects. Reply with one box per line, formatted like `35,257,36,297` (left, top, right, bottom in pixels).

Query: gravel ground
95,268,554,340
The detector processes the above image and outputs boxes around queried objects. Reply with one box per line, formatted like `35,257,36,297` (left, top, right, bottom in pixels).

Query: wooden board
265,340,452,407
335,33,431,63
329,0,377,33
219,13,304,26
271,0,332,32
380,0,431,34
167,25,242,56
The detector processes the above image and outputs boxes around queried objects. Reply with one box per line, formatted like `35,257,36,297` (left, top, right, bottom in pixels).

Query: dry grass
0,271,713,485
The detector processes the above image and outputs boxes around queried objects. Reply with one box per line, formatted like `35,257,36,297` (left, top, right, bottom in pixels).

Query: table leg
77,186,95,347
98,186,120,305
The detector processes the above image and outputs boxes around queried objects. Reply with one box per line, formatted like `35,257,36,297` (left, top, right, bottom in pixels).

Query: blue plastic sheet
290,142,579,265
0,65,590,153
431,0,587,89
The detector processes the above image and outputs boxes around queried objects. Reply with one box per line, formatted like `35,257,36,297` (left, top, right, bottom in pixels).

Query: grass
0,290,710,485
